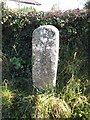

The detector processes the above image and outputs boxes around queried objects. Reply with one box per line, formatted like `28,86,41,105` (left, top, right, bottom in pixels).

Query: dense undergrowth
1,2,90,119
2,75,90,119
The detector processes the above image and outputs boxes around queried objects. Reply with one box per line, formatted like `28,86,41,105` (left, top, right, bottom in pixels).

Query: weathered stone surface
32,25,59,89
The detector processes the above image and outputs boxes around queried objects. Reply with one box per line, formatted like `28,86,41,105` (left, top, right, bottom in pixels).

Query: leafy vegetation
84,0,90,9
1,2,90,119
2,75,90,119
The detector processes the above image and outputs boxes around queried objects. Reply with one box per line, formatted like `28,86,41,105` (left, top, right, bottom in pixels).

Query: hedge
2,7,89,92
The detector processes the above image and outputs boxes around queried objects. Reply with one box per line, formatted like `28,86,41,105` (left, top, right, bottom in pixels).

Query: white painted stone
32,25,59,89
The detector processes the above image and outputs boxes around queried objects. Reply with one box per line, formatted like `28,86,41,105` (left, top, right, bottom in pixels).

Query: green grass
2,75,90,119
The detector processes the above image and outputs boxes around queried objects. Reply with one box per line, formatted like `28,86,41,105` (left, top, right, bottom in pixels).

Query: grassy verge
2,75,90,119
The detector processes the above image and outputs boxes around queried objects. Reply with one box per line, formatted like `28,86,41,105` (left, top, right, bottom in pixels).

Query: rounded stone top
33,25,59,33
